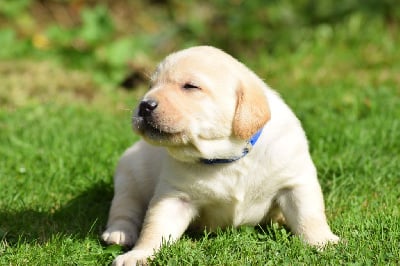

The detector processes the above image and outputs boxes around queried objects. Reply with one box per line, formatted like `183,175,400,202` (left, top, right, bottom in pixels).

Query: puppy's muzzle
133,98,184,144
133,99,166,136
138,99,158,117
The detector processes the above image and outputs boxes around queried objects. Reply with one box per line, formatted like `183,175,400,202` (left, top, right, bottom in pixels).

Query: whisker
118,107,135,113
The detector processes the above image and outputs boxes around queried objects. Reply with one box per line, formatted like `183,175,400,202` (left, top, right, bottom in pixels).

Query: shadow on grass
0,181,113,246
184,222,293,244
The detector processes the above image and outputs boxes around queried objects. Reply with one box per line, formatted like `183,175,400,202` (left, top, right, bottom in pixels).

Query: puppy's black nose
138,99,158,117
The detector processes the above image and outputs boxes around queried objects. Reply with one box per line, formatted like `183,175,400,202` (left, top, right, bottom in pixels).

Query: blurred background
0,0,399,105
1,2,400,264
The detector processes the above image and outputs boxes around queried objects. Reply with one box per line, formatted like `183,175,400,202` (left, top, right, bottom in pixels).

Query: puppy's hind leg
277,178,339,247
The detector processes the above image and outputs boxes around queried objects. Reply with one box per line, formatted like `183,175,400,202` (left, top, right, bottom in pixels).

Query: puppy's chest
174,167,274,227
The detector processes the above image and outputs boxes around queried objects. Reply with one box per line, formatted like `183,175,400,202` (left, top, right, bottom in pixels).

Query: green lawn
1,26,400,266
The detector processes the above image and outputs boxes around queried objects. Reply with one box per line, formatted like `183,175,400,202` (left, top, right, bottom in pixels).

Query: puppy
102,46,339,265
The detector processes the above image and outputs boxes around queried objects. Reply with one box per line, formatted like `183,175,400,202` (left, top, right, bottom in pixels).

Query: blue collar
199,128,263,165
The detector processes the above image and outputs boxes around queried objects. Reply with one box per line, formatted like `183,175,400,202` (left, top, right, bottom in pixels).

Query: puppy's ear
232,78,271,140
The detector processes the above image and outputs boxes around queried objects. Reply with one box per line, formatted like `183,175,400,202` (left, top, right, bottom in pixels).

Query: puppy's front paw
112,250,153,266
102,220,138,247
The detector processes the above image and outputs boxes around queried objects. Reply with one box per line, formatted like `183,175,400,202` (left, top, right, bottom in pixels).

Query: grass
1,24,400,266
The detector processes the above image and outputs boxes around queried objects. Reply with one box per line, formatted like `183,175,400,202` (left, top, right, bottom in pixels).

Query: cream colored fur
102,46,339,265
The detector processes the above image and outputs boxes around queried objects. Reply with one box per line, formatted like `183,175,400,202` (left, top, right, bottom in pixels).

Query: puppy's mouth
132,116,186,145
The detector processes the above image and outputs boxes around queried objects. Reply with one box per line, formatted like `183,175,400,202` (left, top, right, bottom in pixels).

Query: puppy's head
133,46,270,162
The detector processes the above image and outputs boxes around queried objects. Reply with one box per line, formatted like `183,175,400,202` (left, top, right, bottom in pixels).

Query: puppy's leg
113,193,197,266
102,161,149,247
102,189,144,247
277,177,339,247
103,142,162,247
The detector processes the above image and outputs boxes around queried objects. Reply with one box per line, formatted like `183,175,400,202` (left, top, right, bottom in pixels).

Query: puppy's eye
182,83,200,90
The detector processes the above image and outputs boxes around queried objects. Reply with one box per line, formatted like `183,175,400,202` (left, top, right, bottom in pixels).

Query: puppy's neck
166,128,263,164
199,128,263,165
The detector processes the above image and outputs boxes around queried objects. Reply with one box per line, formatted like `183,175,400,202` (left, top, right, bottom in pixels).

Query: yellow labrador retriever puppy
102,46,339,265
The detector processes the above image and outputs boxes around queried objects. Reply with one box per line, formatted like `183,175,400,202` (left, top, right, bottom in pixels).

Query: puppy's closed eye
182,83,201,90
